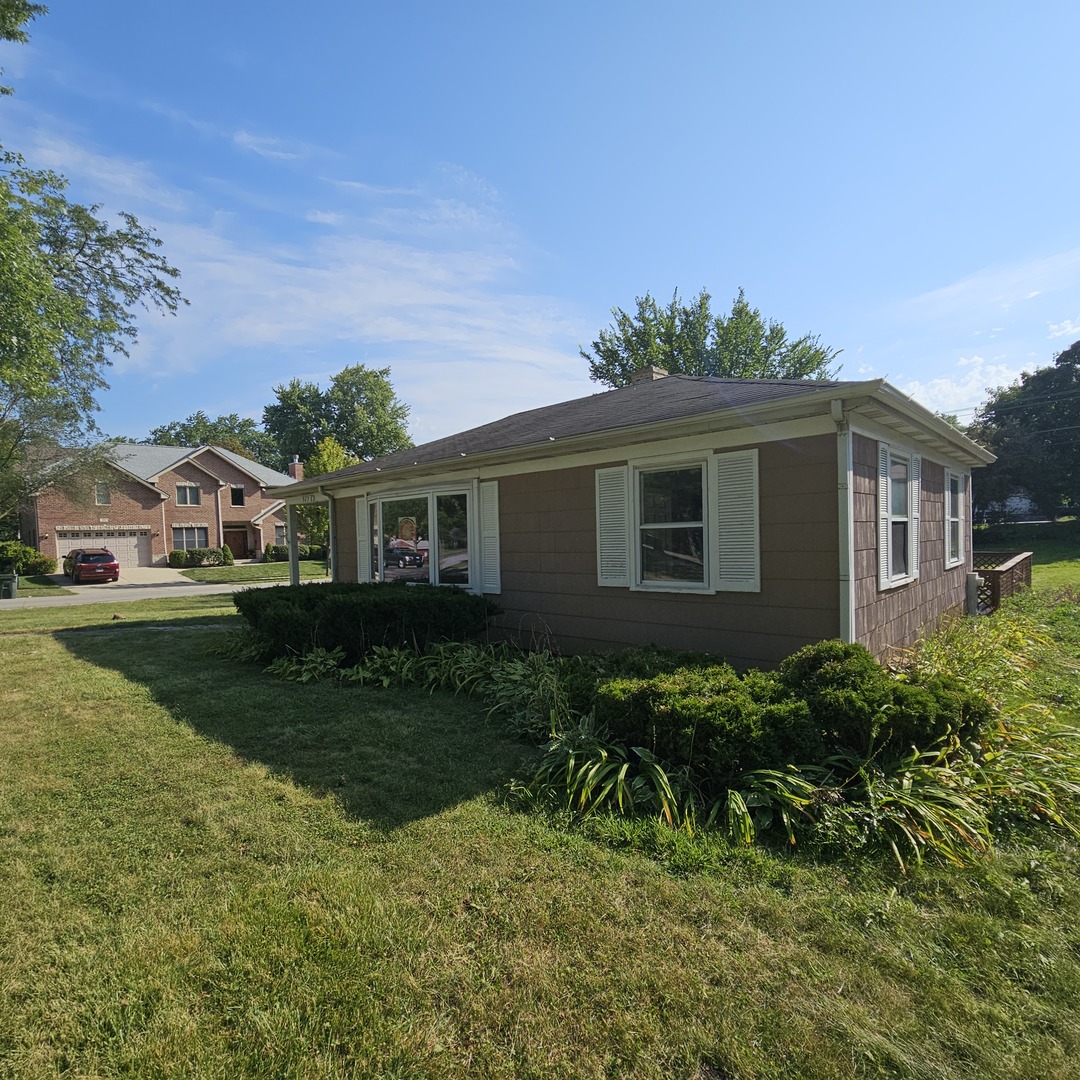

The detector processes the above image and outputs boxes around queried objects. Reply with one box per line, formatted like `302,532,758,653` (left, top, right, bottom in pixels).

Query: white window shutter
479,481,501,594
596,466,631,587
356,497,371,582
910,454,921,578
711,448,760,592
878,442,890,589
960,474,967,562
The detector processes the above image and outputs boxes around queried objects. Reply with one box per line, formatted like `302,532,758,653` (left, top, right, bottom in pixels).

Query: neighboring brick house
21,445,299,567
270,370,995,666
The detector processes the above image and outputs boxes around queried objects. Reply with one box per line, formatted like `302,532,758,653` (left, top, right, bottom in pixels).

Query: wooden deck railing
971,551,1033,613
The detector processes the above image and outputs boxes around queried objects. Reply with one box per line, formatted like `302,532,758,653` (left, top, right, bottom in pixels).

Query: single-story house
21,444,300,567
268,370,995,666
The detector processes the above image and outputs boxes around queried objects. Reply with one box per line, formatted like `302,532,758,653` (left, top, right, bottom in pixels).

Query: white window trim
944,470,965,569
353,480,500,594
878,443,921,589
94,483,110,506
596,448,759,594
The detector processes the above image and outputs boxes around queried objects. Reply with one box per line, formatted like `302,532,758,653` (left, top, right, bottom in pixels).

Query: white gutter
833,398,856,643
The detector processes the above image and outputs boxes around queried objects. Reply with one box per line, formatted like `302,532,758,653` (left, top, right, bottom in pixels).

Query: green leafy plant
265,645,345,682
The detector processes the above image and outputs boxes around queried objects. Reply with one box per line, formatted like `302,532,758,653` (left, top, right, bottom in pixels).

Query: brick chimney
630,365,669,384
287,455,304,481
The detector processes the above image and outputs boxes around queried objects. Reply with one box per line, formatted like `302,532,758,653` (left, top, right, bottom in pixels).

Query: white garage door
56,530,153,567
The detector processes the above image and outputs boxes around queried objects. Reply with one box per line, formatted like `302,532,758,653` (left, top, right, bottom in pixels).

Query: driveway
1,565,284,610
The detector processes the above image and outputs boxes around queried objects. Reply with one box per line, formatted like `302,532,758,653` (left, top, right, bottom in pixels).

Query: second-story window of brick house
230,485,245,507
95,483,110,506
176,484,201,506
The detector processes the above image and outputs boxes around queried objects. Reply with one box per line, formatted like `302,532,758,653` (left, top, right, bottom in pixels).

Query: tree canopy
970,340,1080,521
0,8,186,525
297,435,359,545
582,288,841,389
143,411,280,470
262,364,412,469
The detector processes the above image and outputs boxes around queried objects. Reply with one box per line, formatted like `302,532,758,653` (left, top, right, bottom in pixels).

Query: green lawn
180,560,329,584
974,519,1080,590
1,600,1079,1077
7,573,74,598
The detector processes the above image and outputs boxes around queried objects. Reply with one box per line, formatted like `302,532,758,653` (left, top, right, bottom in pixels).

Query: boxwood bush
262,544,327,563
168,546,232,568
232,581,499,663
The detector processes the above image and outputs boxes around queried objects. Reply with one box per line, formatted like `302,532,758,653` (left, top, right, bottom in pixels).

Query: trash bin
0,572,17,599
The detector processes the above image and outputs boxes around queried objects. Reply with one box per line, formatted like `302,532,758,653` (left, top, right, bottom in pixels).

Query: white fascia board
866,385,995,466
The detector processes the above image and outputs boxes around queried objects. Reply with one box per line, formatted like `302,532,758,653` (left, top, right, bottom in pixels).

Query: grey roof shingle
312,375,860,483
110,445,294,487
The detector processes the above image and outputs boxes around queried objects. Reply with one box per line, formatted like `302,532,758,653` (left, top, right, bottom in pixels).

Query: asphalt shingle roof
110,445,294,487
316,375,861,483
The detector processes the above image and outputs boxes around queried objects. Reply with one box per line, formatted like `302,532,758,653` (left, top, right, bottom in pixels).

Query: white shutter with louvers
595,466,631,587
709,449,760,592
479,481,501,594
910,454,921,579
356,497,371,582
878,442,890,589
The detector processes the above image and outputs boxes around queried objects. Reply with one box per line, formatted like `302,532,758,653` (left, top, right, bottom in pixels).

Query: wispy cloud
1049,316,1080,339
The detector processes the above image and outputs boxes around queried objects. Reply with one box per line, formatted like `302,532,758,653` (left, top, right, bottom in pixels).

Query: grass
974,519,1080,590
179,561,329,584
1,602,1080,1076
7,573,74,597
0,593,241,634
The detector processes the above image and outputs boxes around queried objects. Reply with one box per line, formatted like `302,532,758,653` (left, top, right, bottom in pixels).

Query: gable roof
109,445,294,487
272,374,993,497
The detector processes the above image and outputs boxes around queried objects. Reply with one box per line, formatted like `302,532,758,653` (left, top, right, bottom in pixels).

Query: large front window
367,489,473,587
638,466,705,584
172,527,208,550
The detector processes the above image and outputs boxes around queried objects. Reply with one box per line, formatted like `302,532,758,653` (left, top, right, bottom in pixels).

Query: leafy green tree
144,411,280,469
297,435,359,545
0,1,45,95
262,364,411,469
0,9,185,525
970,340,1080,520
582,287,841,389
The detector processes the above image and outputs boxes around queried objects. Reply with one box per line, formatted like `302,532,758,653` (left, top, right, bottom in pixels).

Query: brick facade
21,448,291,566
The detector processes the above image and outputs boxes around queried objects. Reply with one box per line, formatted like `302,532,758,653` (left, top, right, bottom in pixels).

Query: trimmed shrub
594,664,823,787
168,547,230,568
232,581,499,663
262,543,326,563
221,544,235,566
0,541,56,575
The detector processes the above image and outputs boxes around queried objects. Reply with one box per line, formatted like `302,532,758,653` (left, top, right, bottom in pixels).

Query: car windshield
81,553,115,563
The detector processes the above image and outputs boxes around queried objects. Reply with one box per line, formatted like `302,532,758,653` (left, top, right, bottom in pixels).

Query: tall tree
0,1,45,94
144,411,280,469
262,364,411,469
970,340,1080,520
582,287,841,389
0,9,186,524
297,435,358,546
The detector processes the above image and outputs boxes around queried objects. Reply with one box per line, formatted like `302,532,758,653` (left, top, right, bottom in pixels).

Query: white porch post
287,503,300,587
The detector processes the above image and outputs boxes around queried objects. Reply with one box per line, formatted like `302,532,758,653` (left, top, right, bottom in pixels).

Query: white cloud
232,131,302,160
305,210,343,225
1049,316,1080,339
901,354,1024,417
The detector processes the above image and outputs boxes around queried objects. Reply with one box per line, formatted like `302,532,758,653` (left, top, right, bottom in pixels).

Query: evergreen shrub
232,581,499,663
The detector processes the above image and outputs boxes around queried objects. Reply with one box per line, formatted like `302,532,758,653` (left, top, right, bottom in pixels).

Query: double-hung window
945,470,965,568
95,483,110,506
878,443,921,587
172,526,208,550
176,484,201,507
596,449,759,593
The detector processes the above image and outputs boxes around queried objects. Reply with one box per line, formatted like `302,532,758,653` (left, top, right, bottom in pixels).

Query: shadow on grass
60,623,533,831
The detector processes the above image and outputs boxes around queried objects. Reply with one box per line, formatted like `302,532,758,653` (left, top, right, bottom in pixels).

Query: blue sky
3,1,1079,447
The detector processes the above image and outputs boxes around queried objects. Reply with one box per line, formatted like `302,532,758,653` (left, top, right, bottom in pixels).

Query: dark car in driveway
66,548,120,583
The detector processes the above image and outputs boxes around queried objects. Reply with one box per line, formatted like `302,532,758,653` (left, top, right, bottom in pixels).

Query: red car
68,548,120,584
